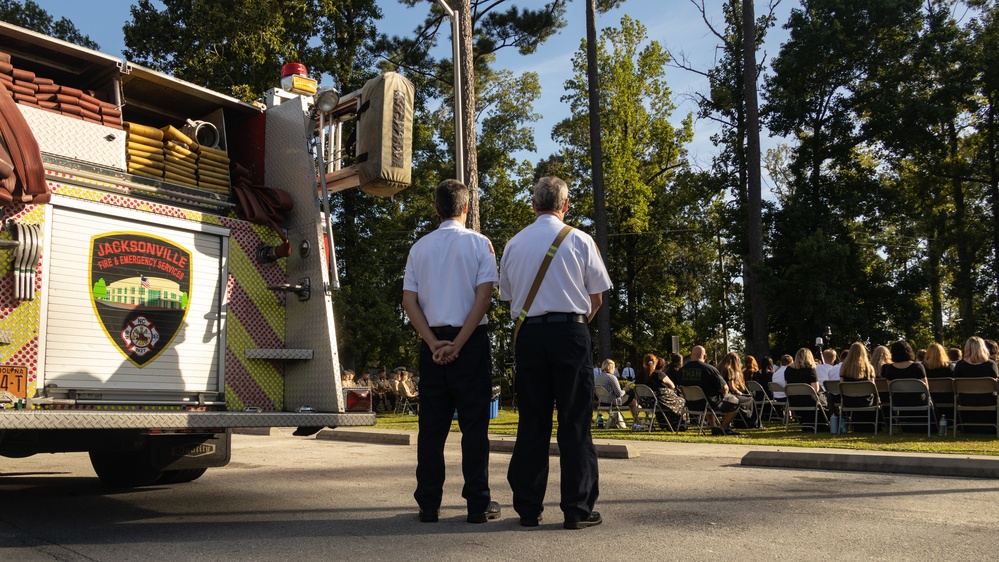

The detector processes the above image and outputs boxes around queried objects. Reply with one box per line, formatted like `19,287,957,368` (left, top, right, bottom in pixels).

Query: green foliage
758,0,999,353
123,0,381,101
553,15,696,362
762,0,936,353
0,0,99,49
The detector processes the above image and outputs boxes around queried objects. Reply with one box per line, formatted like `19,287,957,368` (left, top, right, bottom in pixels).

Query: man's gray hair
532,176,568,212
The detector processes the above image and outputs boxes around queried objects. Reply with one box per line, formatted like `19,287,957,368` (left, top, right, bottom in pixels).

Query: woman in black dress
718,353,757,427
881,340,928,383
838,342,878,431
638,354,684,430
880,340,930,430
954,336,999,380
952,337,999,431
923,343,955,379
784,347,828,428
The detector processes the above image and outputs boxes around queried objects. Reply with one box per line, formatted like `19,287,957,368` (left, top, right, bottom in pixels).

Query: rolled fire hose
183,119,220,149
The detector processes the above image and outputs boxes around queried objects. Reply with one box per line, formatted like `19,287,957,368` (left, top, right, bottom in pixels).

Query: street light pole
435,0,464,185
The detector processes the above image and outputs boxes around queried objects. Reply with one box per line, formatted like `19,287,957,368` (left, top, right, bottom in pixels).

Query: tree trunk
458,0,480,231
742,0,768,359
625,236,637,363
987,96,999,296
585,0,611,359
928,230,943,341
948,120,975,336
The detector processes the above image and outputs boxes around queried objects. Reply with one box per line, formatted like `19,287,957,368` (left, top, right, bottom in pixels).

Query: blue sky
34,0,794,184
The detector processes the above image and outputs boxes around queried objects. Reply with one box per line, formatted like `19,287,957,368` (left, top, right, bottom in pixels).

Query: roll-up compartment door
42,202,226,398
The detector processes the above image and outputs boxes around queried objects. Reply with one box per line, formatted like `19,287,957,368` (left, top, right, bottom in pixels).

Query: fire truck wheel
88,450,163,488
157,467,208,484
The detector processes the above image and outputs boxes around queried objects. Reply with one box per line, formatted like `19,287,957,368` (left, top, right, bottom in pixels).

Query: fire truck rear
0,22,413,486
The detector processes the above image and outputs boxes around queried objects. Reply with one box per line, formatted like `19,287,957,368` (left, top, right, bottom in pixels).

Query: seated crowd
593,335,999,436
594,345,759,435
341,366,420,413
759,336,999,434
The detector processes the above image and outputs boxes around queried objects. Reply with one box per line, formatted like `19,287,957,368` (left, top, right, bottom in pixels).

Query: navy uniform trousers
507,321,599,522
414,328,492,515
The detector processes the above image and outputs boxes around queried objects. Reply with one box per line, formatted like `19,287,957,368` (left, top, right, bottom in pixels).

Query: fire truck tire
88,450,163,488
157,467,208,484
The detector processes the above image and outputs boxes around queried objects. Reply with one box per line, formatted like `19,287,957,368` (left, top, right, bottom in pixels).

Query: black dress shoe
564,511,602,529
467,501,501,523
419,510,439,523
519,514,543,527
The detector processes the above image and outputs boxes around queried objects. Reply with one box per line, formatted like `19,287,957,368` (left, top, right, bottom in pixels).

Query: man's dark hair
435,179,469,218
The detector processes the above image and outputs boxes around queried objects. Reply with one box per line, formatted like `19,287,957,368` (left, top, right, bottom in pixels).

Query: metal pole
436,0,464,184
718,232,728,353
317,111,341,290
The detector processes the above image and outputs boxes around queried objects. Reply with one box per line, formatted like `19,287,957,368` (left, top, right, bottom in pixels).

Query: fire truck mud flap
89,430,230,488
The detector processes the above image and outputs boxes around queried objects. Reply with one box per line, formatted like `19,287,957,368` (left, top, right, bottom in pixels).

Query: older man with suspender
500,176,612,530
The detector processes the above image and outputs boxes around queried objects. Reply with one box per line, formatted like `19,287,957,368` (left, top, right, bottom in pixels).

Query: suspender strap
511,224,574,357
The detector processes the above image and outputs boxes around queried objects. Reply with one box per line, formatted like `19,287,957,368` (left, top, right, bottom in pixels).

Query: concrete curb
489,436,637,459
233,427,271,436
317,428,414,445
315,428,638,459
741,450,999,479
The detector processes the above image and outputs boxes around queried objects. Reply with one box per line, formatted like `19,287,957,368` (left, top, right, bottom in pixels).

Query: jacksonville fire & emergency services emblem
88,233,192,367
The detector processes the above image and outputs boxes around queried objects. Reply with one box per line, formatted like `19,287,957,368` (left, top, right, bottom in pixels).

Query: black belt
523,312,587,324
430,324,488,338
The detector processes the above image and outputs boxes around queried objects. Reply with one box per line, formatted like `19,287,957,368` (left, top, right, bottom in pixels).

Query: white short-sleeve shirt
403,220,499,327
499,214,612,319
816,363,833,387
772,365,787,399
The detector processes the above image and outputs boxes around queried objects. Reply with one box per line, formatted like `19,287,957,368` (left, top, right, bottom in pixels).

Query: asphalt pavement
2,428,998,561
321,426,999,477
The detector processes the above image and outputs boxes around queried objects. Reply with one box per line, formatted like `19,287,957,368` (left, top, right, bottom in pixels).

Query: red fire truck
0,21,413,486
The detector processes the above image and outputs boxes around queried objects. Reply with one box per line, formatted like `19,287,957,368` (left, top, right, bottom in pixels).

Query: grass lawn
374,407,999,457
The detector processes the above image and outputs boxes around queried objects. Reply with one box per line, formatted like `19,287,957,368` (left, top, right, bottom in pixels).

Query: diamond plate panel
264,98,343,412
0,410,374,430
20,105,125,170
0,204,47,406
245,348,314,360
220,216,288,412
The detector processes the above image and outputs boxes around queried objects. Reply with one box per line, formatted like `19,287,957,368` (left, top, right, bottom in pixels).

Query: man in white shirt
621,362,635,381
815,349,837,390
827,349,846,382
500,176,612,530
772,354,792,399
402,179,500,525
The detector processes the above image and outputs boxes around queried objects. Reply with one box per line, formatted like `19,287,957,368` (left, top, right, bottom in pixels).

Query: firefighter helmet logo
121,316,160,356
89,233,192,367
